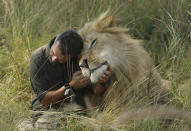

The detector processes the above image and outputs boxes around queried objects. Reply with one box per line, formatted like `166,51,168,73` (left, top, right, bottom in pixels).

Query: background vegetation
0,0,190,130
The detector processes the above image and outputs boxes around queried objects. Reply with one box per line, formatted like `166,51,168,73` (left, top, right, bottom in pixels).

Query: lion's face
78,13,134,84
79,32,112,84
78,12,148,84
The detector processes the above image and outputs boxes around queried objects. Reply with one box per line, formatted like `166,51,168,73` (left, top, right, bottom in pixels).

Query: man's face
49,41,70,64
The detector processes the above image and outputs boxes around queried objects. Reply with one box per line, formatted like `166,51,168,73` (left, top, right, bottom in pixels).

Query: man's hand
69,71,90,89
98,64,111,84
92,64,112,95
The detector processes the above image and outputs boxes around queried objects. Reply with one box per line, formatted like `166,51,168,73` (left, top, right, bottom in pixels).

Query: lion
78,12,168,112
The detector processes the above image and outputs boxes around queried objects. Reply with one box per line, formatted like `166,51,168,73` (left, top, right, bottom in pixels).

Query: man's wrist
64,83,75,97
69,81,75,89
99,78,111,87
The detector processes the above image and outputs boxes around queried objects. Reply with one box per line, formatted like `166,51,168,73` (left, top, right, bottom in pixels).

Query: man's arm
92,65,111,95
41,71,90,106
92,83,108,95
41,68,110,105
40,86,66,106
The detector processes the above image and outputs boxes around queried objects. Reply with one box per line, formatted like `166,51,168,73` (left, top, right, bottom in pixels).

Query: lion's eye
89,38,97,49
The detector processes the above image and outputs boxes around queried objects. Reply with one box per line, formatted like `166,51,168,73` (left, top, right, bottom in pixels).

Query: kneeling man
30,30,111,111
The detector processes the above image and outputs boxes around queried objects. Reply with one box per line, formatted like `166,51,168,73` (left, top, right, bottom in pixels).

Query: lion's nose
79,59,89,68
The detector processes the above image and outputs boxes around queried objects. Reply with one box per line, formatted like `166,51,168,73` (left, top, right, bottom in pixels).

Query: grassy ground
0,0,190,130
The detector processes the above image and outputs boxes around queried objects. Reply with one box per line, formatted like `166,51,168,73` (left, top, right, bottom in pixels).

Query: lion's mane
79,12,168,112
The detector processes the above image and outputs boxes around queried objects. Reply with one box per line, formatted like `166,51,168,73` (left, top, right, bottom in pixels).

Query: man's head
50,30,83,64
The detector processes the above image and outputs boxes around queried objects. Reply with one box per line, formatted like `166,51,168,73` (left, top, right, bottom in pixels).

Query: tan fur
79,12,168,112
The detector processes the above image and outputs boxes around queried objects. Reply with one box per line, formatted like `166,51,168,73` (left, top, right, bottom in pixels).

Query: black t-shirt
30,37,90,111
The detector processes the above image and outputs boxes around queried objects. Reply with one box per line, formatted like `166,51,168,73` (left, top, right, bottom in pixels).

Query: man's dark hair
54,30,83,56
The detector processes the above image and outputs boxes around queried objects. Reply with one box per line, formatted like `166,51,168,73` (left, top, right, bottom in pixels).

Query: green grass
0,0,190,130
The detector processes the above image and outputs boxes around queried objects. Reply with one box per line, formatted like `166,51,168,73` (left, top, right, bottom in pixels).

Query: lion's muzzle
80,59,108,84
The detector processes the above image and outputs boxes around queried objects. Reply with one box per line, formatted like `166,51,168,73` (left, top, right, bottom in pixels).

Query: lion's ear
94,12,117,31
100,16,117,28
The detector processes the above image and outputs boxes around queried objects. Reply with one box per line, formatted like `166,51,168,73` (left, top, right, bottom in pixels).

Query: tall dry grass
0,0,190,130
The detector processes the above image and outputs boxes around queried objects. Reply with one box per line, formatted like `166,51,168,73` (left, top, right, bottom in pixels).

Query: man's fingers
81,77,90,82
79,78,90,87
99,71,111,83
73,71,82,76
104,71,111,76
99,78,105,82
76,74,86,80
78,74,90,80
99,75,107,82
99,75,106,80
107,64,111,71
79,74,84,79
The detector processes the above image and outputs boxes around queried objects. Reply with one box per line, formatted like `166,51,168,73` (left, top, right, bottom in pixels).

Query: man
30,30,111,111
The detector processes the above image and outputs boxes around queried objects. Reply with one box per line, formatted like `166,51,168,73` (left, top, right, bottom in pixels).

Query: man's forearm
93,83,107,96
40,86,66,106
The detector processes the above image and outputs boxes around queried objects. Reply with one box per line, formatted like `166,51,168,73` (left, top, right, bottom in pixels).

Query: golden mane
79,12,168,112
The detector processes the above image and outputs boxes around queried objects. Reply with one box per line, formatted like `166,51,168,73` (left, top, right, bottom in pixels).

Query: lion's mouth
80,59,108,72
90,61,108,72
80,59,108,84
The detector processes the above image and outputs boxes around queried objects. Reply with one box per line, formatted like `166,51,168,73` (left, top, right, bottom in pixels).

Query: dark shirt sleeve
30,53,49,102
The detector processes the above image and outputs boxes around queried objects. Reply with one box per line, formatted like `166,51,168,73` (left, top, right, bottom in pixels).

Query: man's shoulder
30,45,48,64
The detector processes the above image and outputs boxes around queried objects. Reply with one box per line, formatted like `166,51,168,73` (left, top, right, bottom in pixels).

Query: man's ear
94,12,117,32
50,36,56,44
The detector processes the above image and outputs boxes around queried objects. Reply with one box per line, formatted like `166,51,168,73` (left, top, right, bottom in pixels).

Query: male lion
78,12,168,112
